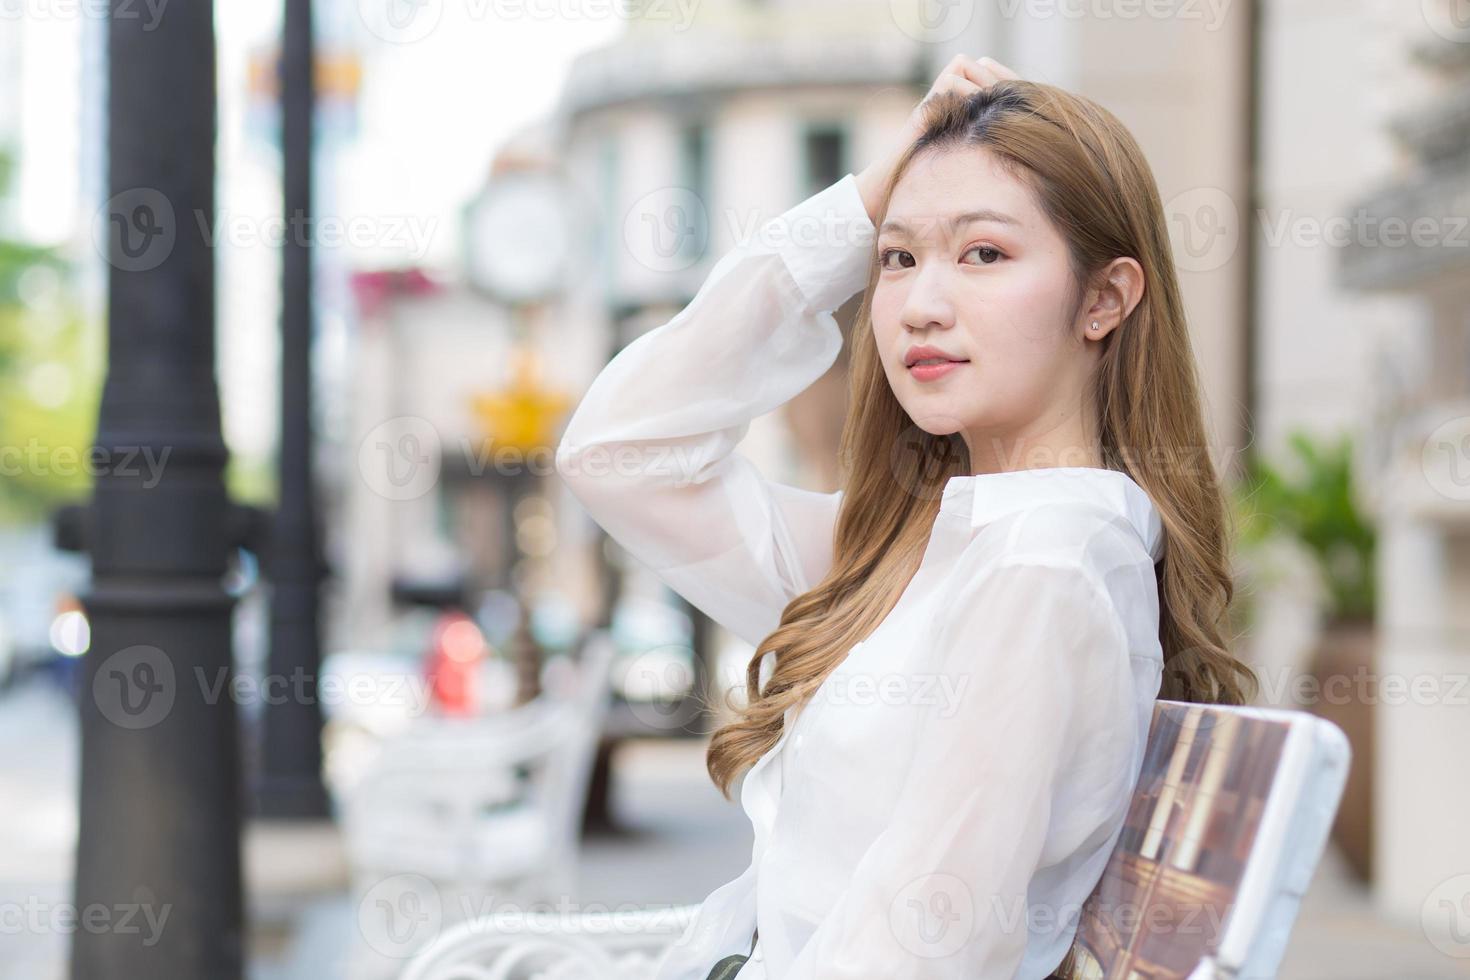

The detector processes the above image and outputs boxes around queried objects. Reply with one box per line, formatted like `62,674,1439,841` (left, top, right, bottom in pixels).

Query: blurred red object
424,611,486,716
350,266,440,319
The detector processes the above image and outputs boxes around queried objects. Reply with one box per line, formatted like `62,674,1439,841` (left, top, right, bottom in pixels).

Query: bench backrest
1053,699,1350,979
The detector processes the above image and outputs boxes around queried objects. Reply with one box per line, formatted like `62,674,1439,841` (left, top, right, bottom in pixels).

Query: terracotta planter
1306,616,1375,882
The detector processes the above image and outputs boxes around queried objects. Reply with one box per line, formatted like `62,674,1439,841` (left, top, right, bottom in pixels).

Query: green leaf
1230,428,1375,622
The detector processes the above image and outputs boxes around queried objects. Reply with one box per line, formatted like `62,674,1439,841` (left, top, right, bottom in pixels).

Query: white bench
396,698,1350,980
331,629,619,912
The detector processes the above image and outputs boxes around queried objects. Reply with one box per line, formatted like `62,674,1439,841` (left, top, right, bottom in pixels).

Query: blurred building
1333,0,1470,934
333,260,521,647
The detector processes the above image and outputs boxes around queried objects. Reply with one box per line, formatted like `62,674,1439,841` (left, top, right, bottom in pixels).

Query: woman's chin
906,410,968,438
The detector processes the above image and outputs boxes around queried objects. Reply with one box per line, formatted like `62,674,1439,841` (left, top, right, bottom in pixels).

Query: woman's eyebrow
879,209,1022,237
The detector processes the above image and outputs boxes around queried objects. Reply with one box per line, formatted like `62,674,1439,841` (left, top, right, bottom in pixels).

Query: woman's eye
878,248,913,270
878,245,1002,269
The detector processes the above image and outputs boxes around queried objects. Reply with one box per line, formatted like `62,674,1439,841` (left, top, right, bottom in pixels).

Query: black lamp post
256,0,330,820
67,1,244,975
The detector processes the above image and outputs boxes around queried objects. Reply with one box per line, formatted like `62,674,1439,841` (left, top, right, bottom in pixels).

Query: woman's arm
777,553,1150,979
553,174,875,648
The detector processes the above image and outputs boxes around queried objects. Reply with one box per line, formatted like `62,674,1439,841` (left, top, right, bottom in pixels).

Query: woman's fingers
936,54,1020,93
948,54,993,90
930,74,984,100
981,56,1022,82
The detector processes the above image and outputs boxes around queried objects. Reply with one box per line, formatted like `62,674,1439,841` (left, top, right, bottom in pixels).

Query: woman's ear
1081,258,1145,340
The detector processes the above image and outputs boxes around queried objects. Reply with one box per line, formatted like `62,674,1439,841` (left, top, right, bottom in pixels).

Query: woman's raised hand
855,55,1022,221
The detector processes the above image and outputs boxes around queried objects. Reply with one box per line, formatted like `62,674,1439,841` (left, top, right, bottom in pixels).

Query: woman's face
871,145,1109,473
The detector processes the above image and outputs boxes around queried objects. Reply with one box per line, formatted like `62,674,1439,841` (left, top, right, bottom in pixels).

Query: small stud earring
1089,321,1101,331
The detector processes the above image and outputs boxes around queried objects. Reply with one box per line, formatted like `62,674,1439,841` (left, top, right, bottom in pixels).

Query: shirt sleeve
779,555,1141,980
554,173,876,648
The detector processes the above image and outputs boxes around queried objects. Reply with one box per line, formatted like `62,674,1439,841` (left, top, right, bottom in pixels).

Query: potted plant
1233,429,1375,882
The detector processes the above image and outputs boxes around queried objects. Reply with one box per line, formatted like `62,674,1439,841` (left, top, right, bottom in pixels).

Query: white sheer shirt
553,173,1167,980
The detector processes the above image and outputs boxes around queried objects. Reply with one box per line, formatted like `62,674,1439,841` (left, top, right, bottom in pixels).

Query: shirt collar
938,465,1165,564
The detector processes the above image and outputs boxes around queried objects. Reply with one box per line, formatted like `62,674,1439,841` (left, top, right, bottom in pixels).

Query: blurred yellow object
470,347,572,453
246,48,361,102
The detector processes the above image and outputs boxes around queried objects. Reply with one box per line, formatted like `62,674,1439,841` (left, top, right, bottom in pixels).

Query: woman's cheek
869,291,901,336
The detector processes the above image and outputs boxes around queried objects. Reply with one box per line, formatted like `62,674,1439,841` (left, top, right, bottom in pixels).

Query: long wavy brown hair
706,81,1258,800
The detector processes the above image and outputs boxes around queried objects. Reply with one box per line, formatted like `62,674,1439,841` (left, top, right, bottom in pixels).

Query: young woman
554,56,1258,980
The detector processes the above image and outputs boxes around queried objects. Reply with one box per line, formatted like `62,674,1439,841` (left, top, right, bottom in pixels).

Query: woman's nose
899,270,957,333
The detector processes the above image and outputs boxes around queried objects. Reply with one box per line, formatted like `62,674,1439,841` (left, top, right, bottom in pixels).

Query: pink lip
908,359,966,381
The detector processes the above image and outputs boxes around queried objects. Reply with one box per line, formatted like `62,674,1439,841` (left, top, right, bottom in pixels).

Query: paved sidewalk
1277,844,1470,979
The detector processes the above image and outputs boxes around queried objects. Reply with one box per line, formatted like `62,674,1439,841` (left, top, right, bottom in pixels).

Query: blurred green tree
1232,429,1376,625
0,145,104,524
